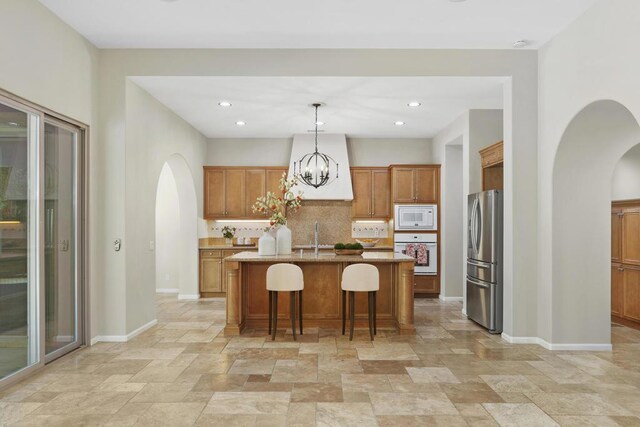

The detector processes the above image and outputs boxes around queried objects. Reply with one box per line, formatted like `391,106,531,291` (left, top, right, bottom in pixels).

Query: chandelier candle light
294,103,339,188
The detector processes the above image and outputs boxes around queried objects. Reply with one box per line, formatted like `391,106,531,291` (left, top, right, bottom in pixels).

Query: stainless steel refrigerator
467,190,503,334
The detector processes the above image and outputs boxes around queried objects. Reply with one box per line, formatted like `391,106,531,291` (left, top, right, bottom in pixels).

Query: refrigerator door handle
468,259,492,269
470,197,479,255
467,276,490,289
475,198,482,256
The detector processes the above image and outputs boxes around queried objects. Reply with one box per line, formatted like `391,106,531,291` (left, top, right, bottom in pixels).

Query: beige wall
538,0,640,347
0,0,100,338
205,137,432,166
612,144,640,201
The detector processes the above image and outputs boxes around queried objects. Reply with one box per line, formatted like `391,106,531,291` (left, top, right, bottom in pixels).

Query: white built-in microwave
394,204,438,231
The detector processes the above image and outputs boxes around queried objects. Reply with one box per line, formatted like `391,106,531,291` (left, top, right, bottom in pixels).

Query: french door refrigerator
467,190,503,334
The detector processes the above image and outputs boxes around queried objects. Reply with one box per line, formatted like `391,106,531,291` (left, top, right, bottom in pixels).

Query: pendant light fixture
294,103,339,189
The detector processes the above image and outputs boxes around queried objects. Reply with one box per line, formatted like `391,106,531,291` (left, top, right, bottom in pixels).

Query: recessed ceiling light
218,101,232,107
315,121,324,126
7,122,18,126
395,121,405,126
513,40,528,48
407,102,421,107
235,121,246,126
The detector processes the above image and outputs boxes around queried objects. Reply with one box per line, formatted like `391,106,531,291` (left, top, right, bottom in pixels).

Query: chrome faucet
314,221,319,256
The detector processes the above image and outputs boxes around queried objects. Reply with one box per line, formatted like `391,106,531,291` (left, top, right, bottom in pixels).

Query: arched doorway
154,154,199,299
551,100,640,347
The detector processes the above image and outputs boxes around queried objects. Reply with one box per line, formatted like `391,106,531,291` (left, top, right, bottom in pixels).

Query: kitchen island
223,251,416,335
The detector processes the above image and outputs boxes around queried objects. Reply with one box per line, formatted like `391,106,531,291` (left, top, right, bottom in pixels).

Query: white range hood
287,133,353,201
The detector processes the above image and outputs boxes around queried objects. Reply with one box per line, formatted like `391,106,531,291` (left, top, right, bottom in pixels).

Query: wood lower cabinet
611,200,640,328
414,275,440,295
391,166,440,204
199,248,257,296
351,168,391,219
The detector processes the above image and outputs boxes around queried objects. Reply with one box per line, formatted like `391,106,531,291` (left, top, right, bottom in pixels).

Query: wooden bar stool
267,263,304,341
341,264,379,341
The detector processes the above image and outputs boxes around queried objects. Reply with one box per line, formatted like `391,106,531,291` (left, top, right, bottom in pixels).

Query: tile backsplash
206,200,390,245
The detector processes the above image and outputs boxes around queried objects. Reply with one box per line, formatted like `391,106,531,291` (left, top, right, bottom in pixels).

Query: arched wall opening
551,100,640,347
154,154,199,299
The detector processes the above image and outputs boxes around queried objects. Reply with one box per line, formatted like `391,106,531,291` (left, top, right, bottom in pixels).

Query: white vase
258,231,276,256
276,224,292,255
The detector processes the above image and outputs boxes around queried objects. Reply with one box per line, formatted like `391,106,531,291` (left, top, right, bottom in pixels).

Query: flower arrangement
221,226,236,239
252,172,303,226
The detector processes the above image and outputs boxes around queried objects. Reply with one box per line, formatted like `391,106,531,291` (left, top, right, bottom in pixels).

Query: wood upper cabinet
224,169,246,218
391,166,440,204
204,167,288,219
622,209,640,266
351,168,391,219
245,169,266,217
204,169,225,218
612,263,623,317
480,141,504,191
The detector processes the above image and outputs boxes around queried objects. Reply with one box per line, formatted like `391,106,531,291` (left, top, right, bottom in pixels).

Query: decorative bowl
335,249,364,256
355,239,379,248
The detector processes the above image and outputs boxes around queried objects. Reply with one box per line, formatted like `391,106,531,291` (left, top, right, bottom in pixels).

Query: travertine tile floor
2,295,640,426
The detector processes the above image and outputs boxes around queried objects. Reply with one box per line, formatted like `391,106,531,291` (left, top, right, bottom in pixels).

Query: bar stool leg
298,290,303,335
349,291,355,341
268,291,272,335
341,290,346,335
272,292,278,341
373,291,377,335
368,291,374,341
290,291,297,341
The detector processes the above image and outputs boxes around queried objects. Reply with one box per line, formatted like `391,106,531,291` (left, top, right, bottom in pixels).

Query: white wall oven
394,204,437,231
394,233,438,276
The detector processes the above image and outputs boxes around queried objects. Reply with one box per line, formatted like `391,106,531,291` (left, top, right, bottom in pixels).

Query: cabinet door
612,208,623,263
621,210,640,266
414,275,439,294
266,168,287,195
200,254,222,293
225,169,246,217
351,169,372,218
204,169,225,219
392,168,416,203
371,169,391,218
415,167,439,204
623,265,640,322
612,263,623,316
245,169,266,218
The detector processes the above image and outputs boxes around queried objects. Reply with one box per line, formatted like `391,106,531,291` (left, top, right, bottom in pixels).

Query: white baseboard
90,319,158,345
439,295,464,302
178,294,200,300
461,309,467,316
156,288,179,294
501,333,612,352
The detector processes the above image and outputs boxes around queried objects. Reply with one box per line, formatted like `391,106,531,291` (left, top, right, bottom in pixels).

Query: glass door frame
0,89,89,390
43,116,84,364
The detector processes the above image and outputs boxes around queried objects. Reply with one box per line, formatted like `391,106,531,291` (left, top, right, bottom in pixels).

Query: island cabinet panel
245,263,291,320
300,264,342,319
349,263,394,320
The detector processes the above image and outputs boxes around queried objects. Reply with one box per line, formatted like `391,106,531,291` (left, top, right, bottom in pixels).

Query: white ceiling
39,0,596,49
129,76,504,138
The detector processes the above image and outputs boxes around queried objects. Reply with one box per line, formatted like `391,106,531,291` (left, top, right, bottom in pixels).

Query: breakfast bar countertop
224,251,413,263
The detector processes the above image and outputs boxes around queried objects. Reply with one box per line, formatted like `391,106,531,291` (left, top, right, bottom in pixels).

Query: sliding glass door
0,100,40,382
44,119,81,361
0,94,85,386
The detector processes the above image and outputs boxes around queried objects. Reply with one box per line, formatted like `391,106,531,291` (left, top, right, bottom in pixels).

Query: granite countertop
224,251,414,263
199,243,394,251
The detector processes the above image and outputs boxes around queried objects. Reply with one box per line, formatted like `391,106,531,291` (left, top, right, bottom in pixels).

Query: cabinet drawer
200,250,222,258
